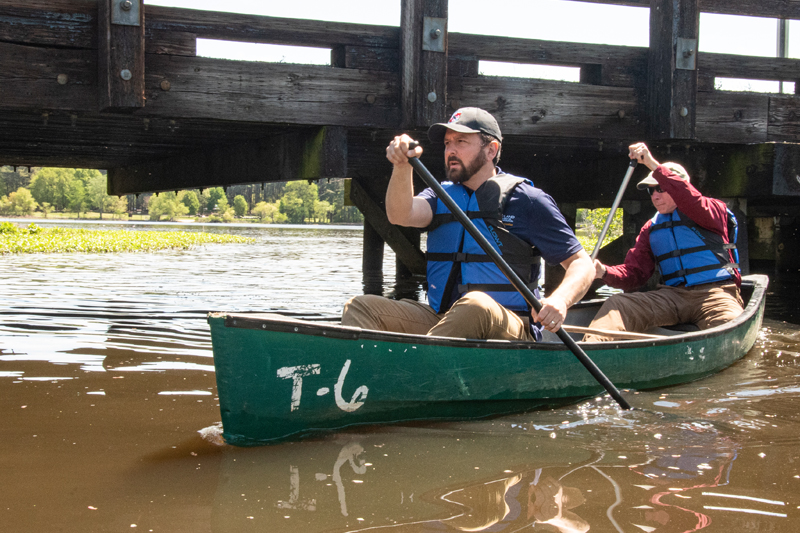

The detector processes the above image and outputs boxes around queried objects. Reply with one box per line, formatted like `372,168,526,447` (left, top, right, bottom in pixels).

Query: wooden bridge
2,0,800,284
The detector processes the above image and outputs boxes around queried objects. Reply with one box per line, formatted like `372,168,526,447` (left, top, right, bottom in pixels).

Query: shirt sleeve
509,185,583,265
418,187,438,215
603,221,656,291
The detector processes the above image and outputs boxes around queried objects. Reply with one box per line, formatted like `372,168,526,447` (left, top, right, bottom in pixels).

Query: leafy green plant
0,221,19,234
0,227,254,254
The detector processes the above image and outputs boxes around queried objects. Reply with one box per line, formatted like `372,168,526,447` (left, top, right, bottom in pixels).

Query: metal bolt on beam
120,0,133,11
120,69,132,81
427,92,437,103
57,74,68,85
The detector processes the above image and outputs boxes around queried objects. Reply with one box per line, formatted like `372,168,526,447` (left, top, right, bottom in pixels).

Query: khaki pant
583,281,744,342
341,291,535,341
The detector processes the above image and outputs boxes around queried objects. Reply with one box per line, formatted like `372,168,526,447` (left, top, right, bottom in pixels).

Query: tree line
0,166,364,224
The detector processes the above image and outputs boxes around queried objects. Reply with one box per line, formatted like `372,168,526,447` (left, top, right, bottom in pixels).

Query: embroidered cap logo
448,111,462,123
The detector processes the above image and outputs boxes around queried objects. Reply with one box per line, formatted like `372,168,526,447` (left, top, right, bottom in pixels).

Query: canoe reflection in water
210,416,740,533
438,472,589,533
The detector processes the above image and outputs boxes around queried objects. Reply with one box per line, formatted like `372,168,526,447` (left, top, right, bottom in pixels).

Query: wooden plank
401,0,448,128
449,33,646,66
0,0,96,49
449,32,648,88
142,54,400,128
145,29,196,57
700,53,800,83
647,0,699,139
695,91,768,143
107,126,347,195
98,0,145,110
349,178,426,275
700,0,800,18
331,45,399,72
418,0,447,126
566,0,800,18
447,75,644,139
767,95,800,141
145,5,398,49
400,0,421,128
0,42,96,112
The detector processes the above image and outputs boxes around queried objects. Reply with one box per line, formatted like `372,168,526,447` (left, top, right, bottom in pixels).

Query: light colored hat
636,162,690,189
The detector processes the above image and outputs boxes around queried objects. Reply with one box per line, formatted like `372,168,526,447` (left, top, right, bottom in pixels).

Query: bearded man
341,107,594,341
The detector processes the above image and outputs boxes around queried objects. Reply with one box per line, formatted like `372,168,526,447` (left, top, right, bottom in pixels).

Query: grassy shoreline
0,222,254,254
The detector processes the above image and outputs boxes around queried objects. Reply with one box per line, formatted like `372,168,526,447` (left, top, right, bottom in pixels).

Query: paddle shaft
590,159,637,261
406,148,632,410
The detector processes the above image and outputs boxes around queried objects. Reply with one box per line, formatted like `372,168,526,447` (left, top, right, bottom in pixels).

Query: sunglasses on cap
646,186,663,196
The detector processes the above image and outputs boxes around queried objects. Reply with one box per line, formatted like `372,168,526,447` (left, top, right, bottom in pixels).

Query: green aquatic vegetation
0,224,254,254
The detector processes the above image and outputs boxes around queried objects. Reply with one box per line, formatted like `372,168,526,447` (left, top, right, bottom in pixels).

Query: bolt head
430,28,442,39
427,91,437,103
120,69,132,81
120,0,133,11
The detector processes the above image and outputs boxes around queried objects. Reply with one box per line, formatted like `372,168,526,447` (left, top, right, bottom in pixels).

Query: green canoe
207,274,767,446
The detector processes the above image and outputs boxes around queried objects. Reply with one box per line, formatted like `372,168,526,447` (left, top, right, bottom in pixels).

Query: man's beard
446,151,490,183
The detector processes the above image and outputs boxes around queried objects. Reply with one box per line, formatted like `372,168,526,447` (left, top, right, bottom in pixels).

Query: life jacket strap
457,282,538,294
660,262,739,283
425,251,540,264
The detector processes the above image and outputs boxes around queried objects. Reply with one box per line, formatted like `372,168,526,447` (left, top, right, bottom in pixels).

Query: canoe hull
208,275,767,445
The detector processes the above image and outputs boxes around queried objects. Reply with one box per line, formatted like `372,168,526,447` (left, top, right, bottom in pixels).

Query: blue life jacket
649,208,739,287
425,174,541,314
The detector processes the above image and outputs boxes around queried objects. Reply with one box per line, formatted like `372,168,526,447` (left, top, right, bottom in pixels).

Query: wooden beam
349,178,426,275
146,5,398,49
448,76,644,139
98,0,145,110
107,126,347,195
647,0,699,139
401,0,448,128
565,0,800,18
700,53,800,83
143,54,400,128
0,0,97,49
0,42,96,112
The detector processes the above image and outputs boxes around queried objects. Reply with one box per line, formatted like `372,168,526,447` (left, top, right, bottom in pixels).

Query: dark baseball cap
428,107,503,144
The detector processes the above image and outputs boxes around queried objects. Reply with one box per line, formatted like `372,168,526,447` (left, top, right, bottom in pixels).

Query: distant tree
85,172,111,219
252,201,287,223
180,190,200,215
0,166,33,197
279,195,305,223
40,202,53,218
30,168,73,210
148,192,189,221
580,208,623,250
207,187,226,212
313,200,332,223
0,195,12,216
279,181,319,223
109,196,128,219
8,187,38,216
233,195,248,217
66,181,86,216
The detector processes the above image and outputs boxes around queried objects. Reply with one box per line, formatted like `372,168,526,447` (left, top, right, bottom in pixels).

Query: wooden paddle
406,142,633,410
590,159,637,260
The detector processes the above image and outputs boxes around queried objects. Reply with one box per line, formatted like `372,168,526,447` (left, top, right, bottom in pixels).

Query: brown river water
1,221,799,533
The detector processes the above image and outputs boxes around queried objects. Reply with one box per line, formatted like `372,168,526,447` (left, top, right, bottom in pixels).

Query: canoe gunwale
214,274,768,352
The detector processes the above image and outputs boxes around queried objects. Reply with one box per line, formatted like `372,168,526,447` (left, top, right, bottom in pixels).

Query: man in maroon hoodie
583,142,743,342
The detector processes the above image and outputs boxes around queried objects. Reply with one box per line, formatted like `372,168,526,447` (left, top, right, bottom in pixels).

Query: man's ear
487,140,500,160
